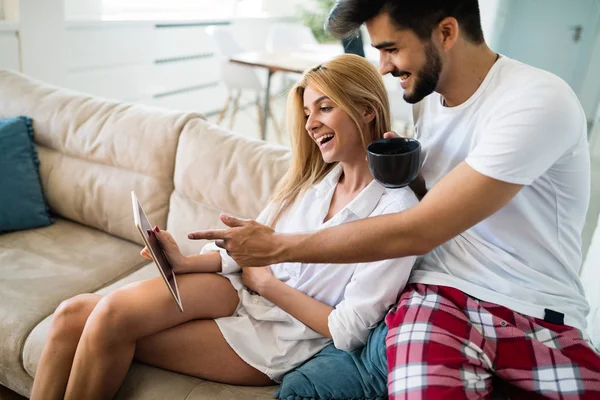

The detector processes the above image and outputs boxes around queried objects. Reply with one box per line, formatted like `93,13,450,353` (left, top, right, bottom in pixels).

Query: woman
30,54,419,400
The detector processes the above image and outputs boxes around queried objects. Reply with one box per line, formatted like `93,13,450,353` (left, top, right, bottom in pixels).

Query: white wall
0,24,19,71
19,0,67,86
580,23,600,122
64,0,102,20
263,0,312,17
591,109,600,159
0,0,20,71
494,0,600,121
479,0,511,51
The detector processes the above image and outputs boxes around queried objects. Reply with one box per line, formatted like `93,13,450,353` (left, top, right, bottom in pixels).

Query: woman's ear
363,107,376,124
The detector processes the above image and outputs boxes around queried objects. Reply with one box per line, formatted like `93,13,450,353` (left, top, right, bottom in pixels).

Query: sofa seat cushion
114,363,277,400
24,263,278,399
0,218,147,396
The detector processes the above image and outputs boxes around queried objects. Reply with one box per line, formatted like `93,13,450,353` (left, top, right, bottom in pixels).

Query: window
102,0,241,19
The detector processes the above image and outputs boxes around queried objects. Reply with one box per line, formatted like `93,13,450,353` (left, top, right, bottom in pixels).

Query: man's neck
439,42,498,107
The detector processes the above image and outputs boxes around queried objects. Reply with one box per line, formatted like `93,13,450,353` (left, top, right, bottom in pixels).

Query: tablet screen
134,198,176,291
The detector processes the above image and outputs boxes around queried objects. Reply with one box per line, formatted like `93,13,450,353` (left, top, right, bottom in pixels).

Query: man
191,0,600,398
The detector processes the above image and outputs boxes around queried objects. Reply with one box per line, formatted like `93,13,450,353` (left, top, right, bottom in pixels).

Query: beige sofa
0,69,290,399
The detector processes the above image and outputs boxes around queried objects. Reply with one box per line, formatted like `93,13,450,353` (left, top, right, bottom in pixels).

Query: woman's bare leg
63,273,239,400
135,319,273,385
30,294,101,400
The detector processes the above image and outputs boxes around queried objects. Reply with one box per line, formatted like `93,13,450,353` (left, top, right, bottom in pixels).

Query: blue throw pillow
0,116,53,232
275,321,389,400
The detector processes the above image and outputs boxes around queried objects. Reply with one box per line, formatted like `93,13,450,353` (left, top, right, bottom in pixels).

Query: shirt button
253,297,259,304
500,321,507,327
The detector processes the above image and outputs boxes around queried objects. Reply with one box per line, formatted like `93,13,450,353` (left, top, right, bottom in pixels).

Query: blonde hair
270,54,391,226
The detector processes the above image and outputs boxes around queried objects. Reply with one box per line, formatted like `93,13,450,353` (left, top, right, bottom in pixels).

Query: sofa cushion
24,264,278,399
0,116,53,232
167,119,290,255
113,363,277,400
0,69,204,244
0,218,147,396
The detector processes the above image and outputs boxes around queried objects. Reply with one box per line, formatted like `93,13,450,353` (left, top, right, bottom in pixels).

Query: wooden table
230,46,344,140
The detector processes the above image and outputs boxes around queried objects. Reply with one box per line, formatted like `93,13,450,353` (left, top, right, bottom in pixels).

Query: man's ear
435,16,459,50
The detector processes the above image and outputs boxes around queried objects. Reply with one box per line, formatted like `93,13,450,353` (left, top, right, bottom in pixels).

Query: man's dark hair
327,0,485,44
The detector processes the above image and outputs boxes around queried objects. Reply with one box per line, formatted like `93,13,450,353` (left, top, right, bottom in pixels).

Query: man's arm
282,162,522,263
189,162,522,266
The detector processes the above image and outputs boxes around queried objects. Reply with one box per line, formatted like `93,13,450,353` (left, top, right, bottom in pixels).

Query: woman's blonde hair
270,53,391,226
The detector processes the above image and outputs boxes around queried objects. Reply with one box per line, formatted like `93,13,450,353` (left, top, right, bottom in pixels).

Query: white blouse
201,164,418,381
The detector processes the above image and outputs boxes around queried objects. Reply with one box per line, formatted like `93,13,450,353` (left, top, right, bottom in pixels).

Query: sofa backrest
166,118,290,255
0,69,203,244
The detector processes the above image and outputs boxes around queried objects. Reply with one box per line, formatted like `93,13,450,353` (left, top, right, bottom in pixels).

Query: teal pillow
275,321,389,400
0,116,53,232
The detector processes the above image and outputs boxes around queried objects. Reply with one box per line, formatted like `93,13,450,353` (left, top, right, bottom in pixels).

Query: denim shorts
275,321,388,400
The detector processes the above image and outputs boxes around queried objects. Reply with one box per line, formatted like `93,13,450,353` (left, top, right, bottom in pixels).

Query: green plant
298,0,337,43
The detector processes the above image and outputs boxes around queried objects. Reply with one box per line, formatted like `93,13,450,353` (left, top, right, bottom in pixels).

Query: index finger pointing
188,229,227,240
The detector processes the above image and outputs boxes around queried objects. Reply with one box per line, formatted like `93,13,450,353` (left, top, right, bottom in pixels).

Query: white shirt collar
345,179,386,219
313,163,344,197
313,163,386,222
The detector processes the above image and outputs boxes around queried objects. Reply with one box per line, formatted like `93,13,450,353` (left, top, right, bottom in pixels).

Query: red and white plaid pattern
385,284,600,399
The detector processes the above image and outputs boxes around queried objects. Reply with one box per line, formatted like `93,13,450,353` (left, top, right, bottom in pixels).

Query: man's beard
402,42,442,104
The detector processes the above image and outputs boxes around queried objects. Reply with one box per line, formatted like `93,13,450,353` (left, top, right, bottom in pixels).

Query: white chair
265,23,318,52
206,26,282,139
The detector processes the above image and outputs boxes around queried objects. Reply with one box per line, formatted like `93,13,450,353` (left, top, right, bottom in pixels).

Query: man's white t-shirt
410,55,591,330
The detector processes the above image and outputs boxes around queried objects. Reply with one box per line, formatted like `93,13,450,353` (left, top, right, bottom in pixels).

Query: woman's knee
83,289,135,344
50,294,100,341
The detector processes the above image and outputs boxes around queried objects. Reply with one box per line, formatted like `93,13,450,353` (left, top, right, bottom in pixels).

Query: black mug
366,137,421,188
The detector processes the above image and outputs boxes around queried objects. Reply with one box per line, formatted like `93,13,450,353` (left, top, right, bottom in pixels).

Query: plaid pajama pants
385,284,600,399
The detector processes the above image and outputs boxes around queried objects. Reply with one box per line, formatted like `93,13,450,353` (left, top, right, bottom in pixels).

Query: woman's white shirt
201,164,418,381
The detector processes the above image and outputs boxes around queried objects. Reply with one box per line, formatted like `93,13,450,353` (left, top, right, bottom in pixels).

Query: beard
402,42,443,104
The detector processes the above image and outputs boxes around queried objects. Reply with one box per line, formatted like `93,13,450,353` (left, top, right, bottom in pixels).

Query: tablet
131,191,183,312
